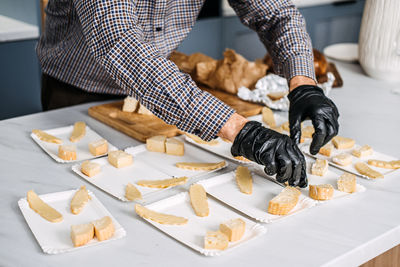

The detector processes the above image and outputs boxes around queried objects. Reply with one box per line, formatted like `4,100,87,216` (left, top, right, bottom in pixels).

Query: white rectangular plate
136,192,267,256
304,160,366,203
72,140,228,202
18,189,126,254
198,171,316,223
31,124,118,163
301,143,399,179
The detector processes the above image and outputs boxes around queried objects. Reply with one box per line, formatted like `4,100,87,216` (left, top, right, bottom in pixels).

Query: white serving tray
197,171,316,223
18,189,126,254
136,192,267,256
301,143,399,179
304,160,366,203
72,141,228,202
31,124,118,163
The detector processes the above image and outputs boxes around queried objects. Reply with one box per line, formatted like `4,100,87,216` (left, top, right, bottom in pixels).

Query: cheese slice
332,153,352,166
309,184,334,200
235,166,253,194
165,138,184,156
108,150,133,168
352,145,373,158
268,187,301,215
234,156,251,162
311,159,328,176
135,204,188,225
146,135,166,153
185,133,219,146
27,190,63,223
81,160,101,177
319,143,334,157
88,139,108,156
71,223,94,247
262,106,276,127
355,162,384,179
175,161,226,171
122,96,138,112
368,159,400,169
332,136,355,149
32,129,62,144
92,216,115,241
204,231,229,250
58,145,77,161
70,186,91,215
219,218,246,242
70,121,86,142
189,184,209,217
125,183,142,201
337,173,357,193
137,177,188,188
137,104,153,115
302,125,315,139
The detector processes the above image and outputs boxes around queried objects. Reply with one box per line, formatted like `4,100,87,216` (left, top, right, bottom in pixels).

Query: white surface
0,15,39,42
18,189,126,254
72,142,228,202
1,61,400,266
31,124,118,163
198,171,316,223
137,192,267,256
302,143,400,179
324,43,359,62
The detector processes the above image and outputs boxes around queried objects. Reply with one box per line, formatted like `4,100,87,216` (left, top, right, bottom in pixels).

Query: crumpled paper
237,72,335,111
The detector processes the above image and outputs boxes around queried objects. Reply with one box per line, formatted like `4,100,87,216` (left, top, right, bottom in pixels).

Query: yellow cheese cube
108,150,133,168
146,135,166,153
71,223,94,247
88,139,108,156
165,138,184,156
81,160,101,177
219,218,246,242
58,145,77,161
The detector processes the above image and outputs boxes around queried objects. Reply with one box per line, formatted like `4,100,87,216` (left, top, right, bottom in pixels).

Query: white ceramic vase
358,0,400,81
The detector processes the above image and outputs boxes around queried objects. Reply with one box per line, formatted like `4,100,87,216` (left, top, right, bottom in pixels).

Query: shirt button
193,129,201,135
156,27,162,32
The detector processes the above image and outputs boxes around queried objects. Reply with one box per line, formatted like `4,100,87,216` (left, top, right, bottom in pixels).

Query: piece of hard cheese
70,186,91,215
146,135,166,153
108,150,133,168
122,96,138,112
81,160,101,177
332,136,355,149
27,190,63,223
311,159,328,176
219,218,245,242
268,187,301,215
165,138,184,156
204,231,229,250
58,145,77,161
71,223,94,247
89,139,108,156
337,173,357,193
309,184,334,200
92,216,115,241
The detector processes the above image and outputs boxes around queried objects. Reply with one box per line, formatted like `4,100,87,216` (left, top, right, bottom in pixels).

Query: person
37,0,339,188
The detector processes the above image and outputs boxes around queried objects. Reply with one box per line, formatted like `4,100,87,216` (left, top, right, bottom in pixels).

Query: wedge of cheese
122,96,138,112
165,138,184,156
332,153,352,166
235,166,252,194
58,145,77,161
175,161,226,171
355,162,383,179
185,133,219,146
70,186,91,215
125,183,142,201
311,159,328,176
92,216,115,241
268,187,301,215
262,106,276,127
32,129,62,144
337,173,357,193
135,204,188,225
368,159,400,169
81,160,101,177
27,190,63,223
204,231,229,250
137,104,153,115
71,223,94,247
70,121,86,142
219,218,245,242
352,145,373,158
332,136,355,149
189,184,209,217
108,150,133,168
137,177,188,188
309,184,334,200
88,139,108,156
319,143,334,157
146,135,166,153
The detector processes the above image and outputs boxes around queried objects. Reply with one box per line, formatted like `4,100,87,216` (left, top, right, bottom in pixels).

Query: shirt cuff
177,90,235,141
281,54,316,83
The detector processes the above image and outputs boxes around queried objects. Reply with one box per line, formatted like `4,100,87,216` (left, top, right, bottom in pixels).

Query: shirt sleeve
228,0,316,82
72,0,234,141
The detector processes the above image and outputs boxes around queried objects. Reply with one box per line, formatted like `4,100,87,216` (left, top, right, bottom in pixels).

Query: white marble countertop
0,15,39,42
1,61,400,266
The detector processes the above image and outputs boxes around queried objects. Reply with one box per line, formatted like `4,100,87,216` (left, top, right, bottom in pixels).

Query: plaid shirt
37,0,315,141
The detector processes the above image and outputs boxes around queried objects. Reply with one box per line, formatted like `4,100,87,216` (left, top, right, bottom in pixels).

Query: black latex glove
231,121,307,188
288,85,339,155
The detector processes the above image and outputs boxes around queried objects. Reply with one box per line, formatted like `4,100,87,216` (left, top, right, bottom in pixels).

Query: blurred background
0,0,365,120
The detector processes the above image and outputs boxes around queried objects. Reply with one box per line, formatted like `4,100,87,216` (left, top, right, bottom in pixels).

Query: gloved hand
288,85,339,155
231,121,307,188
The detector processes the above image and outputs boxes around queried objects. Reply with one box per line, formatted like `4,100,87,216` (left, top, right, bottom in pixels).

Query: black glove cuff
287,85,324,102
231,121,261,156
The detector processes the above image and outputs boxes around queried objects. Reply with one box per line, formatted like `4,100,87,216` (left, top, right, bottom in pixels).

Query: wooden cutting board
88,86,263,142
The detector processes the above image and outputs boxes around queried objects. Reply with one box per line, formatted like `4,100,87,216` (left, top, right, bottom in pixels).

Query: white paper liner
301,143,399,179
18,189,126,254
198,171,316,223
31,125,118,163
137,192,267,257
237,73,335,111
72,138,228,202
